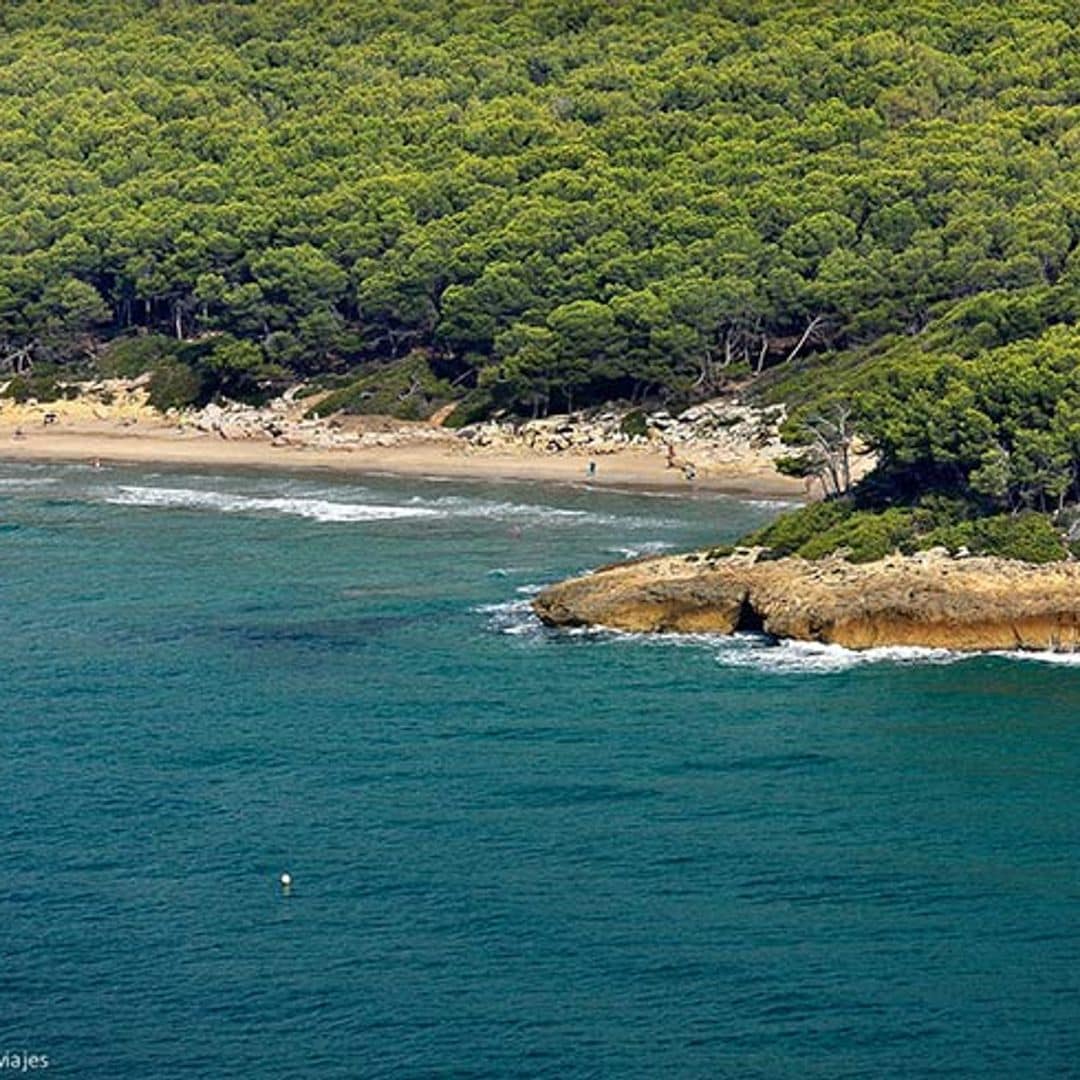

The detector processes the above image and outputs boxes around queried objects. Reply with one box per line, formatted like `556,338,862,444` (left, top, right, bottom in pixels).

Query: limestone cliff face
532,549,1080,651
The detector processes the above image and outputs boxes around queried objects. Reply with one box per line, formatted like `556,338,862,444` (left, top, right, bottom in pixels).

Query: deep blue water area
1,461,1077,1078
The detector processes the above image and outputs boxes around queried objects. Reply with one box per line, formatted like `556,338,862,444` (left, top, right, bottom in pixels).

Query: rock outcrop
179,394,799,463
178,397,458,451
456,399,790,462
532,548,1080,651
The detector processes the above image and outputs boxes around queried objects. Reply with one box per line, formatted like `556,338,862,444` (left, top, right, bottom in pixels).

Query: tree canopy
5,1,1080,416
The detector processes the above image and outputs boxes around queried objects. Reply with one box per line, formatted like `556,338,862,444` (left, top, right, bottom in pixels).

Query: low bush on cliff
748,503,926,563
745,502,1068,563
921,512,1067,564
799,508,922,564
745,500,855,557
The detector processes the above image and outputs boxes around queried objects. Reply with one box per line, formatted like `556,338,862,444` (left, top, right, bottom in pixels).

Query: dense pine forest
7,1,1080,547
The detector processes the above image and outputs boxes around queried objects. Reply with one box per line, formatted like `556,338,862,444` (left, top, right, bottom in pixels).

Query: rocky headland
532,548,1080,652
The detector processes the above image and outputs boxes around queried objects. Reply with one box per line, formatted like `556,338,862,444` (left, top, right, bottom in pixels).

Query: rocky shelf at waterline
532,548,1080,652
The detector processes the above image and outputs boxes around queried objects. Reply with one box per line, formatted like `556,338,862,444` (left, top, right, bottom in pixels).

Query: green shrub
203,338,287,404
620,409,649,438
296,375,352,398
799,507,920,563
744,499,854,557
443,387,495,428
147,361,210,411
310,353,457,420
742,501,1067,564
1,374,62,403
921,511,1066,563
705,544,734,560
98,334,178,377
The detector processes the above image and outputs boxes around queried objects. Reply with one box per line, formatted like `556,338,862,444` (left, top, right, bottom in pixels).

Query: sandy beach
0,395,807,497
0,421,804,496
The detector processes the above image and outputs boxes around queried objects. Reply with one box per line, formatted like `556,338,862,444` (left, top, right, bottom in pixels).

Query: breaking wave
100,482,671,529
475,598,543,637
416,493,666,529
991,649,1080,666
106,485,442,522
605,541,673,560
708,636,964,673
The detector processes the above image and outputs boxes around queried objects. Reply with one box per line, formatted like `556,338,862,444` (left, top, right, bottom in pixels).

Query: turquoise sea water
1,460,1077,1079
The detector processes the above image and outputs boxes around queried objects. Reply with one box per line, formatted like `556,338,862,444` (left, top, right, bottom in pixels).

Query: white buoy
280,872,292,894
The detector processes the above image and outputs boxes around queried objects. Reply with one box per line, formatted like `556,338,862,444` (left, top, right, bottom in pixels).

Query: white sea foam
487,567,536,580
475,598,542,636
742,497,803,510
990,649,1080,666
421,494,614,524
627,631,968,672
709,636,964,674
412,491,675,529
605,541,673,560
630,633,1080,671
102,482,667,529
0,477,58,487
106,485,441,522
711,639,1080,672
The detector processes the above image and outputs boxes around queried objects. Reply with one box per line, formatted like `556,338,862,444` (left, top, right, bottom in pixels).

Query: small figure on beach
587,460,597,478
683,462,696,481
91,457,102,469
666,443,676,469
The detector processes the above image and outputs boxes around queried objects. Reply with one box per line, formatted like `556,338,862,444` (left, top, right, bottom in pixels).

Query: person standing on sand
666,443,676,468
587,460,597,478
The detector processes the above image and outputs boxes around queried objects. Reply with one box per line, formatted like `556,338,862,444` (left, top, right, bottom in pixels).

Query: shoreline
0,423,807,499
